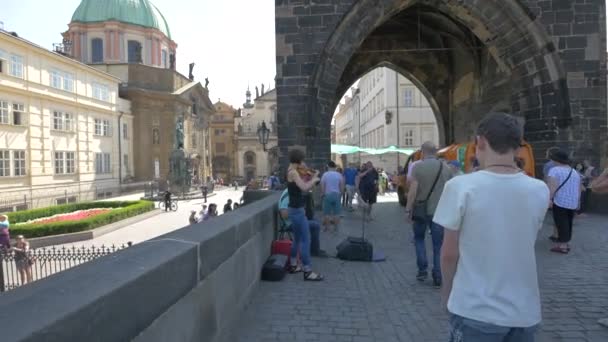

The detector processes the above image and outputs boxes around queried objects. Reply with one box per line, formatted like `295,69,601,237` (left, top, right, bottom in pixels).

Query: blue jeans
413,215,444,280
288,207,311,271
449,314,538,342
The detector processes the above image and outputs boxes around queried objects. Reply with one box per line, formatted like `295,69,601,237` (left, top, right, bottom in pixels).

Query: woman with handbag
547,150,582,254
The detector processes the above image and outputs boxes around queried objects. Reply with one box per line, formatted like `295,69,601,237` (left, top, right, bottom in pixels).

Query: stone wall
0,193,280,342
275,0,606,176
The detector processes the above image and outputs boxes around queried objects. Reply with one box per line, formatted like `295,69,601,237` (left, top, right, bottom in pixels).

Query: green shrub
7,200,155,238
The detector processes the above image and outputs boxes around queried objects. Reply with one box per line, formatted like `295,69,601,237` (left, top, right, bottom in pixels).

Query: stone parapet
0,193,280,342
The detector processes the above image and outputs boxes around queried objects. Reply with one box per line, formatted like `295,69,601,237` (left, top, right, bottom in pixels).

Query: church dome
71,0,172,39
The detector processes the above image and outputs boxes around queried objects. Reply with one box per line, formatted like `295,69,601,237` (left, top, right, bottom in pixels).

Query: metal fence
0,243,131,292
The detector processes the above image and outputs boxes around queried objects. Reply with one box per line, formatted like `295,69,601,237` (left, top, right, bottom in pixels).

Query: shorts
360,189,377,205
322,192,341,216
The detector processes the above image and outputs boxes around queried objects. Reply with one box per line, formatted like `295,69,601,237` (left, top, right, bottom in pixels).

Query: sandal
550,246,569,254
288,265,302,274
303,271,324,281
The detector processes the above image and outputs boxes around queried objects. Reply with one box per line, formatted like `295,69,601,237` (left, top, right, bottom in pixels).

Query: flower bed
16,208,114,226
6,201,154,238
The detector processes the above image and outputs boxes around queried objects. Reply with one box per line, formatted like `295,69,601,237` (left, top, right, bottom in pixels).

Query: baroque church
63,0,215,184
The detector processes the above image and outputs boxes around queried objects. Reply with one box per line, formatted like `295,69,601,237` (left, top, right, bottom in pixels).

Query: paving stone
232,199,608,342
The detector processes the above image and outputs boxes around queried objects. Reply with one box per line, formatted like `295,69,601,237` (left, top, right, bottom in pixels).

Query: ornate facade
211,101,237,182
235,87,278,182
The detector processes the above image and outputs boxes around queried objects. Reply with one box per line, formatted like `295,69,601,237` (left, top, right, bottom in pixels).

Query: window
13,151,25,176
54,152,66,174
216,143,226,153
123,154,129,174
152,128,160,144
123,123,128,139
12,103,24,125
50,70,75,92
0,150,9,177
53,111,73,131
404,89,414,107
191,133,197,148
128,40,142,63
0,101,8,124
94,118,111,136
215,129,221,136
161,49,168,68
402,127,415,147
95,153,111,174
91,38,104,63
66,152,75,174
92,83,109,101
9,54,23,78
0,49,5,73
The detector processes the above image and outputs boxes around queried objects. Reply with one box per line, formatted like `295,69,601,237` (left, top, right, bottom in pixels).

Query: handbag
412,161,443,222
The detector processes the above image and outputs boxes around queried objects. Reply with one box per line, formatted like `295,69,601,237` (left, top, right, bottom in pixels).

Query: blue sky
1,0,276,109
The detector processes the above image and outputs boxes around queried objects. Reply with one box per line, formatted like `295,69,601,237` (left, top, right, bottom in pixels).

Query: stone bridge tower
275,0,607,175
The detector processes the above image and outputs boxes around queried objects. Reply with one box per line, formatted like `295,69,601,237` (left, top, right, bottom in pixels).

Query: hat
550,149,571,164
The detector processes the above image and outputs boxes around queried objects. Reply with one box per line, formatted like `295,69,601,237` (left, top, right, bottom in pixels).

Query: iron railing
0,243,131,292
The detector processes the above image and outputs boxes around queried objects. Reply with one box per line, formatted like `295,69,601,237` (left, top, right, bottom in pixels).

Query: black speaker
336,237,373,261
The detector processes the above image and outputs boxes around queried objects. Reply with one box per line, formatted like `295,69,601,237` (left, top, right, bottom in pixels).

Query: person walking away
278,189,328,257
320,161,345,232
13,235,33,285
163,190,172,212
357,162,379,221
0,214,10,250
435,112,550,341
405,141,452,287
547,149,581,254
223,199,233,213
378,169,387,195
343,164,358,211
286,149,324,281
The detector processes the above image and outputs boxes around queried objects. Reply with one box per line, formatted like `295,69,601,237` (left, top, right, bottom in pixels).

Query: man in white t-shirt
434,112,550,341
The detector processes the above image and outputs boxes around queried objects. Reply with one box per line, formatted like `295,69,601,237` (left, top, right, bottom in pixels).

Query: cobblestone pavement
232,195,608,342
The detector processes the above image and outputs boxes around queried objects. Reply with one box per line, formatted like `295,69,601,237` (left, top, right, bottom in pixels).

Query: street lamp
257,120,270,152
355,89,362,164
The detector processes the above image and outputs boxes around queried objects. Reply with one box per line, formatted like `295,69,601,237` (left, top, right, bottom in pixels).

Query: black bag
261,254,288,281
412,161,443,222
336,237,373,261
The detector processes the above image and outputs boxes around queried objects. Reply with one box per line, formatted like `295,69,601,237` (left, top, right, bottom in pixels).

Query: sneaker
416,271,428,282
433,278,442,289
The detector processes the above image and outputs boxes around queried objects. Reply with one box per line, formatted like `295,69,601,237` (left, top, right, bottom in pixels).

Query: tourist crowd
280,111,608,341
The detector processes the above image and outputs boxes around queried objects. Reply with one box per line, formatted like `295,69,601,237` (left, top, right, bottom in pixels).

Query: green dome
71,0,172,39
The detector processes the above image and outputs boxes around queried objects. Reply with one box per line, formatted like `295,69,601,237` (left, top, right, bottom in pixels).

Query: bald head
421,141,437,156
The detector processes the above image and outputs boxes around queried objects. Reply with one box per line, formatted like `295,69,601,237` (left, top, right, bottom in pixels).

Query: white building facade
336,67,439,172
234,88,278,182
0,31,133,210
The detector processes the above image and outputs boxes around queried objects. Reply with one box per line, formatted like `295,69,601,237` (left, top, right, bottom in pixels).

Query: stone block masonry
275,0,606,178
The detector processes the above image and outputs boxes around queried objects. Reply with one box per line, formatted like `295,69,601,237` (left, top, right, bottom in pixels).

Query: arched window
244,151,256,165
152,128,160,144
128,40,142,63
91,38,104,63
